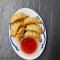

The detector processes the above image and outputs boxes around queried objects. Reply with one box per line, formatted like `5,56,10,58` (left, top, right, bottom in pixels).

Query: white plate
9,8,47,60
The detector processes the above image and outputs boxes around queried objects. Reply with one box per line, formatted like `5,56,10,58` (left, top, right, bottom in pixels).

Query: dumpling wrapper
15,27,25,44
25,24,43,34
9,12,28,24
23,31,42,43
10,20,24,37
23,17,41,26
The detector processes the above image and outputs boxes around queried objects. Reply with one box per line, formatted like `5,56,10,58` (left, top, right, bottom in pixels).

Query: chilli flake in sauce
21,37,37,54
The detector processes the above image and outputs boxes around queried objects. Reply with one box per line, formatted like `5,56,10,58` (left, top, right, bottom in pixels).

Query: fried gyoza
10,20,24,37
23,31,42,42
25,24,43,34
23,17,41,26
15,27,25,43
9,12,28,24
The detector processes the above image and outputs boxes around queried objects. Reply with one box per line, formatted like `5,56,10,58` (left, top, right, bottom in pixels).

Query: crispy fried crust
10,20,24,37
23,31,42,43
15,27,25,43
25,24,43,34
9,12,28,24
23,17,41,26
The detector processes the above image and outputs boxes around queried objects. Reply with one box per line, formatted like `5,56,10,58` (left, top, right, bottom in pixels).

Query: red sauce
21,37,37,54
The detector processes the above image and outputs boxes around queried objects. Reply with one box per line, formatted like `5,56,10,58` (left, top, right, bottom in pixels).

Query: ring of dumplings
9,12,43,43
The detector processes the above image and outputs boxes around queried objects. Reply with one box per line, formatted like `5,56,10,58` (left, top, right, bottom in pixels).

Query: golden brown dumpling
9,12,28,24
10,20,23,37
23,17,41,26
23,31,42,42
25,24,43,34
15,27,25,43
